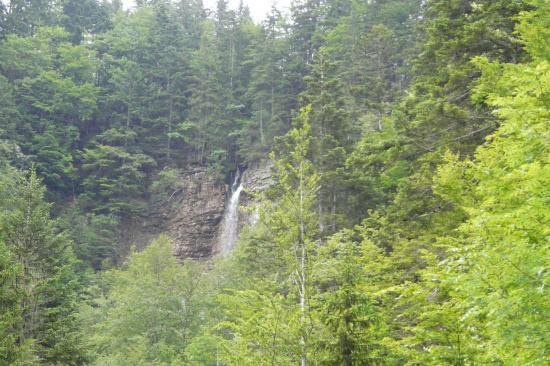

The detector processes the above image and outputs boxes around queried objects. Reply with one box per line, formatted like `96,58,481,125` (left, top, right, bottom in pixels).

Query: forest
0,0,548,365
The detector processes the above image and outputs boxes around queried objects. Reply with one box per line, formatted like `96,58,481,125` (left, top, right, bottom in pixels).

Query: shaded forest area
0,0,548,365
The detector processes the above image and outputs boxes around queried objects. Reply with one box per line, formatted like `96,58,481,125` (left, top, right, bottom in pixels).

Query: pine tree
0,170,85,364
0,239,25,364
403,0,528,156
304,48,352,233
219,107,321,365
60,0,111,44
186,19,226,164
239,5,293,161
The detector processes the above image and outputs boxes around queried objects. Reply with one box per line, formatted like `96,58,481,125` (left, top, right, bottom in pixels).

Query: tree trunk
167,77,173,160
299,162,307,366
260,100,265,145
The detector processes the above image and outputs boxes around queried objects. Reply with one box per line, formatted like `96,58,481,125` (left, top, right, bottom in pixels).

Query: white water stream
219,170,244,255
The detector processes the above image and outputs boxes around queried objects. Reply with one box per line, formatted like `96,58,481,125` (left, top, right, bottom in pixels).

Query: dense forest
0,0,548,365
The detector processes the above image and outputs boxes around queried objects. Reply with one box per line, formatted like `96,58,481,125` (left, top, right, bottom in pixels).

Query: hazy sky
122,1,292,21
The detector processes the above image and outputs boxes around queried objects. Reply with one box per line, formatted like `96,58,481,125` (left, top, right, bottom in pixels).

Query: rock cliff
240,161,274,227
167,167,227,260
118,163,272,261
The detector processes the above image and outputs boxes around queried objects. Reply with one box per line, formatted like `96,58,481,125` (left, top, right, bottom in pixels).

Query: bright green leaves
313,231,396,365
404,0,529,156
215,288,301,365
516,0,550,61
82,236,206,365
425,3,550,363
0,239,24,365
212,108,321,365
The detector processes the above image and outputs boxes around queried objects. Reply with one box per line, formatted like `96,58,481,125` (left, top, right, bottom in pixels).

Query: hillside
0,0,548,365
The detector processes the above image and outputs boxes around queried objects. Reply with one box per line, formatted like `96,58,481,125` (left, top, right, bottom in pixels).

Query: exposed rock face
242,161,273,199
240,161,274,227
117,163,272,261
167,167,227,260
118,215,164,257
169,162,272,259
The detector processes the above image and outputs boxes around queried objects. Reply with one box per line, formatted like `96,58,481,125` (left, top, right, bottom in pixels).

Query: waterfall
219,170,244,255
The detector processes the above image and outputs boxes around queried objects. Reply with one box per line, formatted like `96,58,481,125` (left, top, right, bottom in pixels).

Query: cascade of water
219,170,244,255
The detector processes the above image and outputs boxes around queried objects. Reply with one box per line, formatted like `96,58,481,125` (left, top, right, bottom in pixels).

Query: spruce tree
0,170,85,365
0,239,25,364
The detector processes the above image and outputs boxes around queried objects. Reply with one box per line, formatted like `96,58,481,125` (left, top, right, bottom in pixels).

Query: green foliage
82,236,206,365
60,205,119,270
238,7,293,162
0,27,99,194
0,239,25,365
313,231,398,365
211,108,321,365
150,167,185,208
300,0,422,230
0,0,548,364
80,141,156,216
403,0,528,155
0,169,85,365
427,5,550,360
61,0,111,44
0,0,58,37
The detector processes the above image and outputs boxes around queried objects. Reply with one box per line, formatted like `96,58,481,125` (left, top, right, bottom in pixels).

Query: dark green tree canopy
0,0,547,364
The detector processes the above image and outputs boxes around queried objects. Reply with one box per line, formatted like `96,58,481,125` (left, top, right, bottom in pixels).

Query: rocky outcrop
117,166,227,261
167,167,227,260
240,161,274,227
168,162,272,259
242,161,273,198
117,163,272,261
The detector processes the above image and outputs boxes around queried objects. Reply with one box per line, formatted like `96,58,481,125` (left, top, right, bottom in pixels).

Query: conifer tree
424,3,549,362
61,0,111,44
0,239,25,365
218,107,321,365
0,170,84,364
304,49,352,233
186,19,226,163
240,6,293,161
